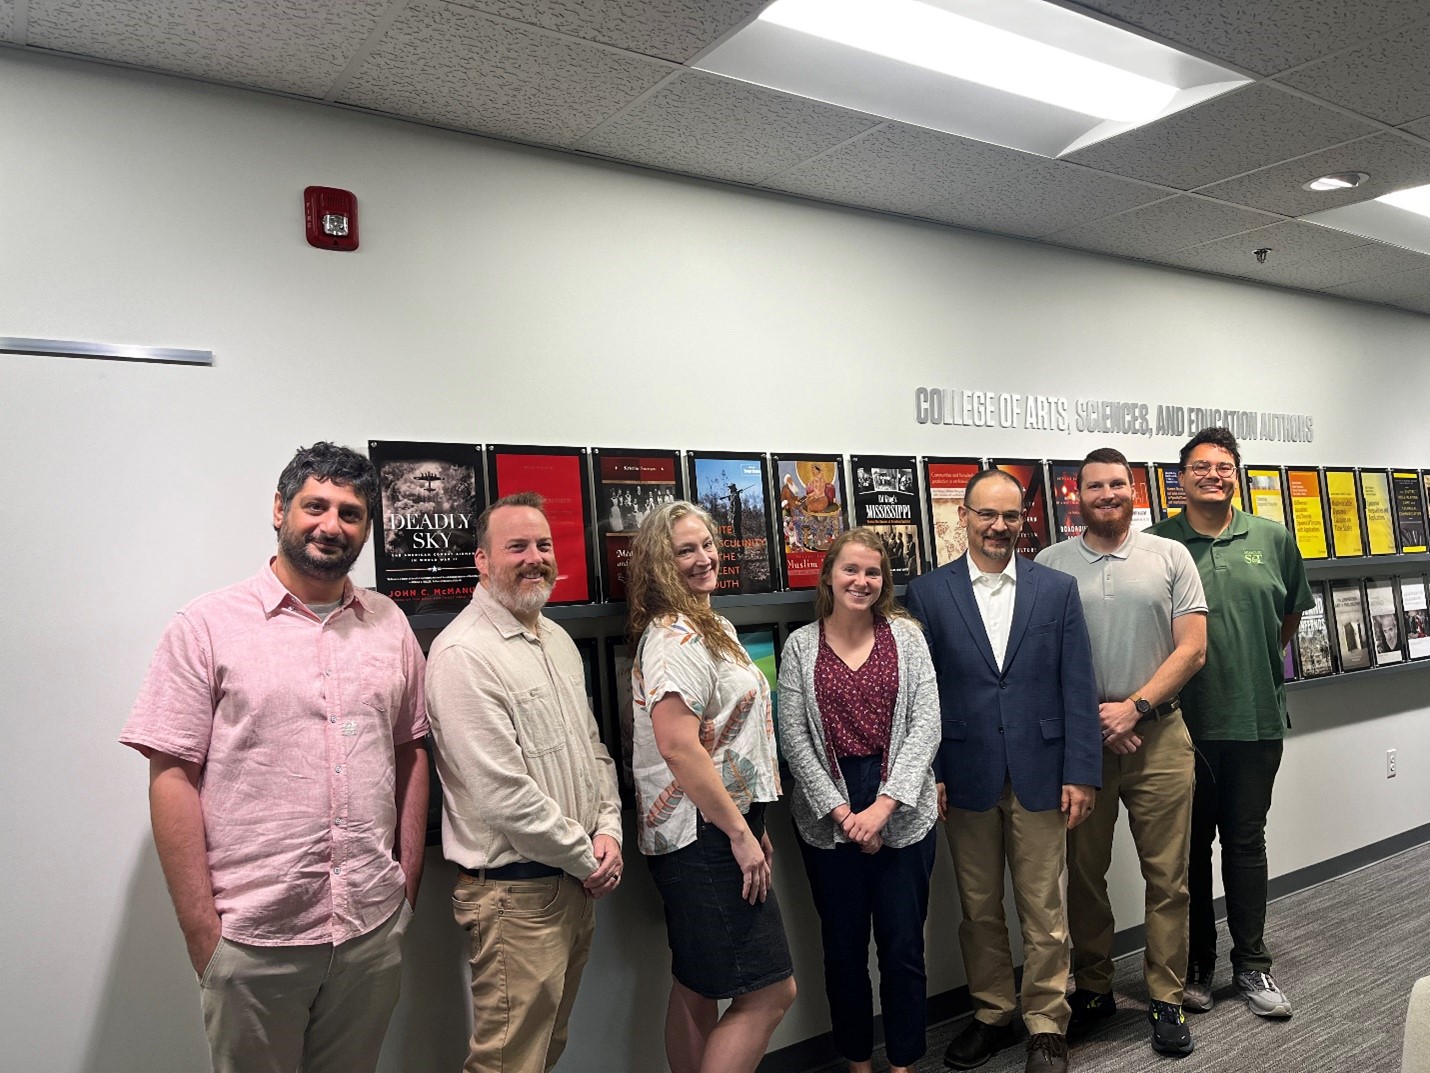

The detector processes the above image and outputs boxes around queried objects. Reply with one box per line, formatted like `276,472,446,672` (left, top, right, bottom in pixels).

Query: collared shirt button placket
320,623,352,939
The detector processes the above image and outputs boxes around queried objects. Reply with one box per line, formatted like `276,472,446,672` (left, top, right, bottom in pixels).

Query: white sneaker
1234,970,1293,1018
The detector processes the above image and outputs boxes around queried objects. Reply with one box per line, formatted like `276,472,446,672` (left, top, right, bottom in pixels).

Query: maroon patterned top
814,616,899,777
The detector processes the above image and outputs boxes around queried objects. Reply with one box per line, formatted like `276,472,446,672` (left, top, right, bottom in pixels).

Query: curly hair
1179,426,1241,468
276,442,378,517
814,527,917,626
625,501,748,666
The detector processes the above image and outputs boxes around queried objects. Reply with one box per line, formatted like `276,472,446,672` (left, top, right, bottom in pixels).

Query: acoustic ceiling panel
1247,240,1430,289
0,2,14,42
917,161,1171,239
1276,23,1430,126
1068,0,1429,78
764,123,1046,218
26,0,391,97
1154,219,1372,281
450,0,769,63
1325,266,1430,303
1389,293,1430,314
1400,117,1430,141
1064,82,1377,190
1196,133,1430,217
339,0,671,148
577,70,879,187
1046,195,1276,258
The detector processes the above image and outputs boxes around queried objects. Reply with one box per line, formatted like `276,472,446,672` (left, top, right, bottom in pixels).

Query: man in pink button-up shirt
122,442,429,1073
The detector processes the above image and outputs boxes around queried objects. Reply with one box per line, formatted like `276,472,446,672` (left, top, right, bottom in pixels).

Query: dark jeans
796,755,937,1067
1189,738,1283,975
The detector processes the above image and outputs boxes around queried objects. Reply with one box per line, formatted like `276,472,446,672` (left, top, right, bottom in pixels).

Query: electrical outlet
1387,749,1397,778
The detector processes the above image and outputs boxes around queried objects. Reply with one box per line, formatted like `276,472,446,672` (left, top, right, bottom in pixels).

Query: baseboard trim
756,823,1430,1073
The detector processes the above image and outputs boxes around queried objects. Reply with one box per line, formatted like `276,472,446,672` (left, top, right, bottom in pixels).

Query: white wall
2,49,1428,1073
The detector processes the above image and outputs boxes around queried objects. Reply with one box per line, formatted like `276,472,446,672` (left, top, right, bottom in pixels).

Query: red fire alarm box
304,186,359,251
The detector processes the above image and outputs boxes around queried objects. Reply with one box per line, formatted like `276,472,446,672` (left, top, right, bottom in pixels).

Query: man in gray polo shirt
1036,448,1207,1057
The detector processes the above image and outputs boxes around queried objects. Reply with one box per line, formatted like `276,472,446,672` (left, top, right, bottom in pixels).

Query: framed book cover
923,457,981,567
368,440,485,616
686,452,778,595
772,454,848,590
1154,462,1185,517
1285,468,1330,560
1365,577,1405,666
1129,463,1155,529
991,460,1052,557
736,623,782,752
1048,461,1084,542
1245,466,1288,526
486,444,597,604
574,637,602,726
849,455,927,585
1358,470,1397,556
1401,575,1430,661
1324,468,1365,558
1292,582,1334,679
593,448,682,602
1282,638,1297,683
604,639,637,807
1327,579,1373,672
1391,470,1428,553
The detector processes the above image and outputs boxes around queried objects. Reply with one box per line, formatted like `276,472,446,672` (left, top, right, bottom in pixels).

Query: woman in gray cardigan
778,527,942,1073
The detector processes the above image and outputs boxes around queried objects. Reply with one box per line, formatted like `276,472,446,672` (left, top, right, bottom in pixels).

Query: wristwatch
1131,695,1153,717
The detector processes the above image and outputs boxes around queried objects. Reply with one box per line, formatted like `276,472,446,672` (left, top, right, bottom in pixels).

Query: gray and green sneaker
1148,1000,1194,1055
1234,970,1293,1018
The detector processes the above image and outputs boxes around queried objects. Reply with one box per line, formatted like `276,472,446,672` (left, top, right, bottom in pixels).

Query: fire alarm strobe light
304,186,359,251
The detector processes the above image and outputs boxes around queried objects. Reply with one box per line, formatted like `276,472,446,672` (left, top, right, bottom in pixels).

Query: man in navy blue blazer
907,469,1101,1073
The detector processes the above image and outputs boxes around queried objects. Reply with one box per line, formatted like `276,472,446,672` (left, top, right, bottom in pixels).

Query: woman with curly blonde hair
626,500,795,1073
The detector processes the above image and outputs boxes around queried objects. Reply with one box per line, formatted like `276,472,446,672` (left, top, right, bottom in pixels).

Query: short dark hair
475,492,546,551
965,467,1023,503
1179,427,1241,469
1077,447,1132,488
276,442,377,516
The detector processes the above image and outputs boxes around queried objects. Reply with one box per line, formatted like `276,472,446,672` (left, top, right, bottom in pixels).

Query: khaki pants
452,871,594,1073
1067,711,1194,1003
200,899,411,1073
946,781,1071,1036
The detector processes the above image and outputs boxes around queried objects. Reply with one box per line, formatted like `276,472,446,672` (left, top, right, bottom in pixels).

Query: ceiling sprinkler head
1254,248,1271,264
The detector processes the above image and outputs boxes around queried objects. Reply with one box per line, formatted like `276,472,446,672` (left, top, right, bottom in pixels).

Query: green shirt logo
1244,550,1264,564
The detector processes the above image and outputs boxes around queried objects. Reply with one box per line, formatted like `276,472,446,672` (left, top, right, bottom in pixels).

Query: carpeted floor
808,842,1430,1073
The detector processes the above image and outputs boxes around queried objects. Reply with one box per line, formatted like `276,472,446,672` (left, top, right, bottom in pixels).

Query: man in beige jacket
426,492,623,1073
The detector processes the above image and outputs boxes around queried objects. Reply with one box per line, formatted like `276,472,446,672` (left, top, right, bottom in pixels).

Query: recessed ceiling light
695,0,1249,157
1298,181,1430,257
1377,183,1430,218
1302,172,1370,192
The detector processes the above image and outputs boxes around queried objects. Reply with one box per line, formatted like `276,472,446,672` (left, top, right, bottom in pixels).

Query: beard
489,563,558,618
1083,499,1134,541
277,519,362,581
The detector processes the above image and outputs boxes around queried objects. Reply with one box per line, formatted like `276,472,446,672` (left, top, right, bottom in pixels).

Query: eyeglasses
968,508,1024,526
1186,461,1237,477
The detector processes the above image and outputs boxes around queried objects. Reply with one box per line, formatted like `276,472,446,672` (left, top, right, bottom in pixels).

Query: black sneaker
1182,966,1213,1013
1067,988,1117,1038
943,1018,1017,1069
1148,1000,1195,1056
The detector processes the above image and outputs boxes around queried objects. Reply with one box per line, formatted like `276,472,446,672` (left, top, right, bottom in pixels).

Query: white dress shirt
971,559,1018,672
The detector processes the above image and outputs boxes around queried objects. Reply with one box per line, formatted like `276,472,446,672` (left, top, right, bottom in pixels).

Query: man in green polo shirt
1148,427,1313,1021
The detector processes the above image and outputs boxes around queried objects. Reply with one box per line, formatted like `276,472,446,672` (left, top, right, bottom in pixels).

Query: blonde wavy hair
814,527,917,626
626,500,749,665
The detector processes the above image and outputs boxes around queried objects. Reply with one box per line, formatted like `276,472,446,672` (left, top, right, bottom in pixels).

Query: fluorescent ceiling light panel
760,0,1177,123
1300,184,1430,258
696,0,1248,157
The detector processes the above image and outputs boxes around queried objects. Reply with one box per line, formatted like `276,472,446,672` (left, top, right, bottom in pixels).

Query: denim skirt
646,803,794,999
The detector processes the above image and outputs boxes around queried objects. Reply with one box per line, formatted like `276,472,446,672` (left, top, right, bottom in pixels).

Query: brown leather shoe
1024,1032,1069,1072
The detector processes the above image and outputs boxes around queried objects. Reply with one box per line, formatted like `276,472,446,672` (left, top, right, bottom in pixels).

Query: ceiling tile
1045,195,1275,258
1324,266,1430,302
1278,23,1430,125
1064,82,1377,190
1402,117,1430,141
339,0,671,148
763,123,1045,216
26,0,390,96
1154,220,1370,280
1246,239,1430,288
0,2,14,42
577,71,878,186
1389,294,1430,314
449,0,768,63
918,161,1171,238
1197,133,1430,216
1070,0,1428,76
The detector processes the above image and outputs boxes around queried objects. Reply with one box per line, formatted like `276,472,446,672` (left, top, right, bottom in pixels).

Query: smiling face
476,505,558,620
960,474,1023,572
671,513,719,602
1183,443,1239,509
272,476,369,582
1078,461,1135,541
829,541,884,618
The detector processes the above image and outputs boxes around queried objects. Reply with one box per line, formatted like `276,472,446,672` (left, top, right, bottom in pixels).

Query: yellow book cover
1325,470,1364,558
1246,467,1286,526
1286,469,1328,560
1360,471,1397,556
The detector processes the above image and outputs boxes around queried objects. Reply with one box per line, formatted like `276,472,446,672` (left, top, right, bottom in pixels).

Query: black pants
796,755,937,1067
1189,738,1283,975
